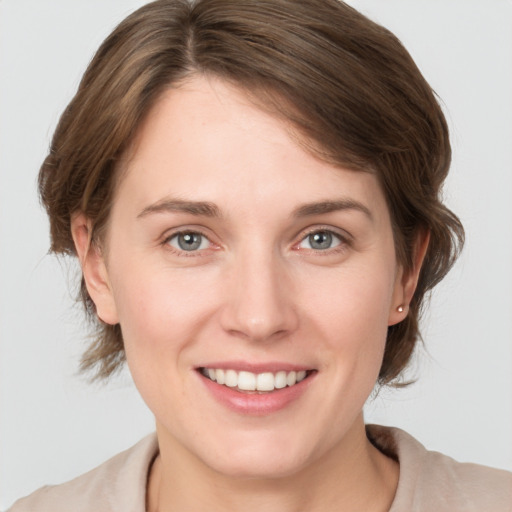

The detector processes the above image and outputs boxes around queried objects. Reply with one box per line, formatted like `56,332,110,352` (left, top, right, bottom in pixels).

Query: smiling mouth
199,368,315,393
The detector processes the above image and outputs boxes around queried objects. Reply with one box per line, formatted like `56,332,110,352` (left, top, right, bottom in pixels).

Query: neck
147,416,398,512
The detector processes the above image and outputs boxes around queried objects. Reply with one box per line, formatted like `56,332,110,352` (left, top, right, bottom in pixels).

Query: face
82,77,409,478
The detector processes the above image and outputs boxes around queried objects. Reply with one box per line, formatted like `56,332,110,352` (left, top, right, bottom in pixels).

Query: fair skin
72,76,427,512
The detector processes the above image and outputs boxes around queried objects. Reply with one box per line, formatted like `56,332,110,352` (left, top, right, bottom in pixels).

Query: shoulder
8,433,159,512
367,424,512,512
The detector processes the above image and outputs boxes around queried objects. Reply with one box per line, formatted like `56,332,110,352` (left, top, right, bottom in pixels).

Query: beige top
9,425,512,511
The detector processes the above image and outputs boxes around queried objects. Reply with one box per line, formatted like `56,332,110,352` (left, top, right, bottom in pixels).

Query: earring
397,305,404,312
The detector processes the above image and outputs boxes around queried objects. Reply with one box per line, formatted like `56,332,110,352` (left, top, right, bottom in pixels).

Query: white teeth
275,371,287,389
216,369,225,385
202,368,310,392
286,371,297,387
256,372,275,391
225,369,238,387
238,371,256,391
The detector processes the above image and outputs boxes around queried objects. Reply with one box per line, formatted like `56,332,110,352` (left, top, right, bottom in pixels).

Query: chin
191,429,319,480
208,451,310,480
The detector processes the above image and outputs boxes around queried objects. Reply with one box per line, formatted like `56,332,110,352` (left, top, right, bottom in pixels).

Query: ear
388,229,430,326
71,213,119,325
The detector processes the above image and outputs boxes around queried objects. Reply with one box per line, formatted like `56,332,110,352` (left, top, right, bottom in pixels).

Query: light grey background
1,1,511,509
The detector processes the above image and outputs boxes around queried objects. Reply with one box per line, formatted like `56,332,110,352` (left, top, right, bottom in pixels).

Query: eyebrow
292,199,373,220
137,197,372,221
137,198,221,218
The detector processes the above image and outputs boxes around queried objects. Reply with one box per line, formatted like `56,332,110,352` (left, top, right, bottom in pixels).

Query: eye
298,230,342,251
167,231,211,252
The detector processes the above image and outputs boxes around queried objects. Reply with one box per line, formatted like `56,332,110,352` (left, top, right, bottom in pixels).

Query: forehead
115,76,388,222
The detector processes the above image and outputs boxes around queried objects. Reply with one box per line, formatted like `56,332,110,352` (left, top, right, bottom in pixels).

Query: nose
219,248,299,342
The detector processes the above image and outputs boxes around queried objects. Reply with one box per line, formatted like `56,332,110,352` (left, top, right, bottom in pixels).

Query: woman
8,0,512,510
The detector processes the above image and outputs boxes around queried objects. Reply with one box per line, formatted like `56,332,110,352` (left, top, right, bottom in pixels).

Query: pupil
178,233,201,251
310,231,332,250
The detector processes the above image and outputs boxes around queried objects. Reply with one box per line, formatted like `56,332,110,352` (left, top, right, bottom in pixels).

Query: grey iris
178,232,202,251
309,231,332,250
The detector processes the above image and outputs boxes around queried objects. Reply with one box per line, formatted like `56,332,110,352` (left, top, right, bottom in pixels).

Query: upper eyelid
162,228,217,252
160,225,352,250
297,232,342,249
295,225,352,244
162,227,213,242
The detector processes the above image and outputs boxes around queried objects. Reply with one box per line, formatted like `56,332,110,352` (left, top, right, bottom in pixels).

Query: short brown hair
39,0,464,384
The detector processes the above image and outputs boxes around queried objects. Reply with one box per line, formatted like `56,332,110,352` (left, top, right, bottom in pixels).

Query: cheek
299,260,395,340
109,263,220,364
298,260,395,394
109,265,224,419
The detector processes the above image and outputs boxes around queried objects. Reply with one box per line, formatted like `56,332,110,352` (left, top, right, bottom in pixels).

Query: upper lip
196,361,314,374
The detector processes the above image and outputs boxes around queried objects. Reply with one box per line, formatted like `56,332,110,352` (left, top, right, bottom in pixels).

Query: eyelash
294,227,351,255
162,227,351,257
163,230,216,256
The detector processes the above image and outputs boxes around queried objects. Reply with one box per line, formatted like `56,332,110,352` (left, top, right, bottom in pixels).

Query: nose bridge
221,242,297,341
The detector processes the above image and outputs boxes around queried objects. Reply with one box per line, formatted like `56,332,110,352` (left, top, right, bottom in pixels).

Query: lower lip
198,372,315,415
